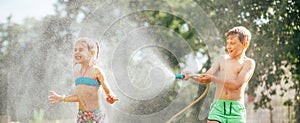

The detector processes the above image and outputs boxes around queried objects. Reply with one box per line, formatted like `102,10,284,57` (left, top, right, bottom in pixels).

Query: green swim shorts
207,99,246,123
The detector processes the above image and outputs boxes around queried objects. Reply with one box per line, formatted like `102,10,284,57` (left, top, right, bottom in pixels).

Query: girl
49,37,119,123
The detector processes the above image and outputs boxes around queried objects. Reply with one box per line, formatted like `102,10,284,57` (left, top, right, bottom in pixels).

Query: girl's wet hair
76,37,100,63
226,26,251,43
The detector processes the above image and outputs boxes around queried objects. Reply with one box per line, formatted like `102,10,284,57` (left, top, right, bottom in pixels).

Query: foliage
1,0,299,122
33,109,44,123
0,16,22,116
136,10,210,122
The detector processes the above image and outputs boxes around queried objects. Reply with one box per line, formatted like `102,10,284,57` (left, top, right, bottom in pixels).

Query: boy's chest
220,59,244,74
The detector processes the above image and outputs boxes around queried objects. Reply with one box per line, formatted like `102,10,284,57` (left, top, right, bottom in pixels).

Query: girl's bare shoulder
93,65,102,72
93,65,105,78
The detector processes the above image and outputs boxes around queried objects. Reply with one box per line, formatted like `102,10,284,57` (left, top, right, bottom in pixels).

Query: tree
0,0,84,121
0,16,21,119
2,0,299,122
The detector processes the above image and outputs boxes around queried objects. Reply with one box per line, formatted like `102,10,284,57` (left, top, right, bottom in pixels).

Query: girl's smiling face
74,42,92,64
226,34,245,58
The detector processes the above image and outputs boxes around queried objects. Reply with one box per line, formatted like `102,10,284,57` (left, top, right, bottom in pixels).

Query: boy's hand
106,95,119,104
199,74,212,84
48,90,63,104
182,72,190,80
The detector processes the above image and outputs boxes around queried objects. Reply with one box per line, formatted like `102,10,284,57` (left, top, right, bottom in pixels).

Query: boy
184,26,255,123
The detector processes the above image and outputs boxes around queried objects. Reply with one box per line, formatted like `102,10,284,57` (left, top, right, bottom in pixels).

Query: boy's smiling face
226,34,246,58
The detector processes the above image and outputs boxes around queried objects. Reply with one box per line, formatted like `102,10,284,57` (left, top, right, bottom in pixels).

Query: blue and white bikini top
75,77,101,87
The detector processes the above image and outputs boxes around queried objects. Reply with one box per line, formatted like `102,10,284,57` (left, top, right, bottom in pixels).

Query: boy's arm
211,59,256,89
192,56,221,83
205,56,221,75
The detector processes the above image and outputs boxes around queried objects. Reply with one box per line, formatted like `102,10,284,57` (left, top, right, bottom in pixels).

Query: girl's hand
106,95,119,104
48,90,63,104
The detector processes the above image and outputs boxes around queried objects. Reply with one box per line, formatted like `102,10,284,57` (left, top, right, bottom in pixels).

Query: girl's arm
93,66,111,96
93,65,119,104
48,90,79,104
63,93,79,102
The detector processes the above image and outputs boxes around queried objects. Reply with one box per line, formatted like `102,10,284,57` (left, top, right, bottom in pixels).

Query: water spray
167,73,210,123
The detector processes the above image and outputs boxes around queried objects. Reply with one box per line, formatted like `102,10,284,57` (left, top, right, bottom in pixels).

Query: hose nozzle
175,74,185,79
175,73,201,79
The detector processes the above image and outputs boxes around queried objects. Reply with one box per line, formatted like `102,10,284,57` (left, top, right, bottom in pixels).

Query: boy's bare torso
215,55,252,102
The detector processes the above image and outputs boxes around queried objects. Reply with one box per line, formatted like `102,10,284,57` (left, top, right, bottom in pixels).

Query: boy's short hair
226,26,251,43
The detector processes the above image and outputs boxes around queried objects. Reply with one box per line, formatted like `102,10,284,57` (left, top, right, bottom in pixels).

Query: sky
0,0,57,24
